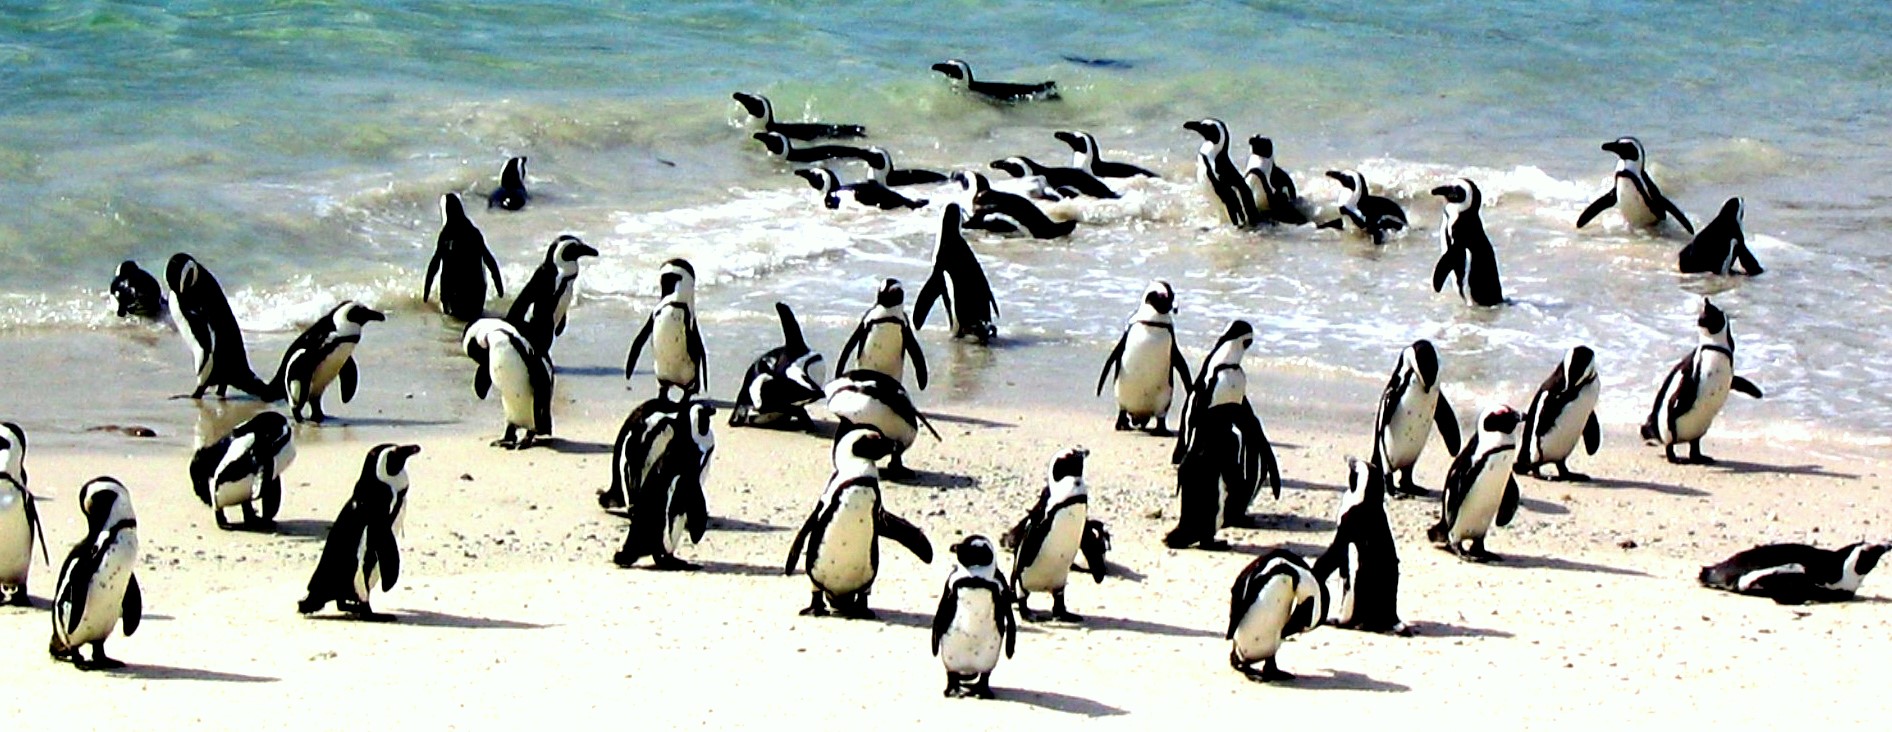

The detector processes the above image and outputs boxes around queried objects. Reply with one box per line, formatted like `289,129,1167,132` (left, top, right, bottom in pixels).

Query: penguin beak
572,243,599,259
359,307,387,323
1054,131,1080,146
397,444,422,459
1325,170,1348,184
1182,120,1206,136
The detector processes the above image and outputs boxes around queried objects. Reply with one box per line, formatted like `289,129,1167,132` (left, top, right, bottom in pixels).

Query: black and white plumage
601,398,682,513
1430,178,1506,307
989,156,1118,199
1003,448,1109,622
931,59,1058,103
464,318,554,449
1641,298,1763,464
1054,130,1158,179
954,170,1076,239
1241,136,1309,225
505,234,598,355
732,92,866,141
613,401,716,571
624,259,708,401
422,192,504,322
752,131,876,165
1227,548,1326,683
865,147,949,187
932,535,1017,699
189,411,296,530
913,204,1000,344
784,429,935,619
297,443,421,622
0,423,48,607
487,156,528,211
1166,402,1275,550
49,478,141,670
1515,346,1602,481
110,260,164,319
1182,118,1260,228
266,300,385,423
793,166,928,211
164,252,274,399
1372,339,1462,499
1317,170,1409,245
1427,406,1523,562
1700,542,1890,605
1576,136,1694,234
1313,459,1407,634
1096,280,1192,435
824,369,940,480
1678,197,1763,276
731,302,827,429
837,279,929,390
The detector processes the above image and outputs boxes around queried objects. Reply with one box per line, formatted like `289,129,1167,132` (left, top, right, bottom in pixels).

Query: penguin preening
1372,339,1462,499
1700,542,1889,604
189,410,296,530
1183,118,1260,228
487,156,528,211
931,59,1059,103
752,131,876,165
1641,297,1763,464
1242,136,1309,225
1003,447,1110,622
1430,178,1506,307
49,478,142,670
731,92,867,141
1515,346,1602,482
1576,136,1694,234
914,204,1001,344
422,192,505,321
505,234,598,355
266,300,386,423
464,318,554,449
793,166,929,211
110,260,164,319
0,423,48,607
989,156,1118,199
836,278,929,390
1313,459,1408,635
298,443,421,622
932,535,1017,700
1317,170,1408,245
613,401,715,571
1227,548,1326,683
955,170,1076,239
1678,197,1763,276
784,428,934,619
730,302,827,429
601,398,683,513
1054,130,1158,179
1096,280,1192,435
1166,402,1275,550
1427,405,1524,562
164,252,274,399
624,259,709,401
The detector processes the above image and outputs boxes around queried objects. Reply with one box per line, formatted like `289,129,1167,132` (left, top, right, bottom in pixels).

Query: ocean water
2,1,1891,448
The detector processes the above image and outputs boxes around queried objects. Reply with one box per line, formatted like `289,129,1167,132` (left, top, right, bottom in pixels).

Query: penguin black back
487,156,528,211
423,193,505,322
110,261,164,319
913,204,1000,343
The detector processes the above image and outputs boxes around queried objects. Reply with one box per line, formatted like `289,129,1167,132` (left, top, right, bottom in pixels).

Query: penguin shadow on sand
796,417,982,489
1576,475,1710,497
1267,669,1412,693
261,518,333,540
1077,613,1219,639
985,687,1129,717
104,664,279,684
1706,460,1858,480
309,608,549,630
1400,619,1515,639
688,559,786,577
1231,511,1336,534
537,437,613,455
1477,552,1647,577
707,516,787,533
1224,540,1329,559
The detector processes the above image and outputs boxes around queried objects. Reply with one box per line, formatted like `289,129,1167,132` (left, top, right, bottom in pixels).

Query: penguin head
950,170,988,194
685,401,717,444
658,259,697,299
1563,345,1598,392
1247,135,1275,159
793,167,838,194
1696,297,1728,338
1049,446,1089,482
550,235,598,265
366,443,422,485
833,427,897,464
751,132,790,155
1718,197,1744,226
1601,136,1645,164
439,192,468,224
164,252,202,294
950,535,997,570
1053,130,1094,154
989,157,1030,179
1406,339,1441,388
462,318,526,361
875,278,905,307
1343,457,1387,507
731,92,772,122
1847,542,1890,578
1182,119,1228,148
1430,178,1482,214
1479,405,1522,437
1142,280,1176,315
79,477,134,532
1326,169,1365,191
1215,320,1256,357
931,59,973,82
0,421,23,485
500,157,527,187
335,301,387,329
865,147,894,173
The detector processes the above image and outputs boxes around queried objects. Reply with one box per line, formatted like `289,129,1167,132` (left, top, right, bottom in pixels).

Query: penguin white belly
353,533,378,603
1115,328,1174,418
652,309,696,388
1381,388,1439,469
858,324,907,380
1325,545,1359,624
810,488,878,595
1616,176,1657,227
826,391,918,448
1208,369,1247,408
169,298,212,383
1019,504,1087,593
489,346,536,430
1233,577,1295,662
1535,383,1599,461
553,280,576,329
1673,352,1733,443
305,343,356,399
939,589,1003,674
1448,462,1511,542
64,535,137,646
211,435,261,508
0,492,29,584
1245,171,1271,211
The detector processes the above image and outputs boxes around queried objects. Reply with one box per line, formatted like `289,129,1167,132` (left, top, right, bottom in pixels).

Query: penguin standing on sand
914,204,1001,344
613,401,715,571
1372,339,1462,499
1678,198,1764,276
1004,447,1110,622
267,301,385,423
1576,136,1694,234
464,318,554,449
624,259,708,401
731,302,827,429
954,171,1076,240
731,92,867,140
1313,459,1407,634
1317,170,1408,245
164,253,274,399
0,423,48,606
1055,130,1158,179
1096,280,1193,435
506,234,599,354
932,535,1017,699
298,443,421,622
836,278,929,389
1183,118,1259,228
49,478,142,670
824,370,940,480
1227,548,1327,683
1700,542,1889,604
1515,346,1602,481
1172,322,1281,496
423,192,505,321
1427,406,1523,562
1430,178,1506,306
784,429,934,619
110,261,164,319
931,59,1059,103
1242,136,1309,225
600,398,684,513
1641,297,1763,464
487,156,529,211
189,411,296,530
1166,402,1272,550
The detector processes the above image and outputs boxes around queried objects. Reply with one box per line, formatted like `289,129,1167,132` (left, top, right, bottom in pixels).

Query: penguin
1054,130,1159,179
784,428,935,619
1372,339,1462,499
1241,136,1309,225
1641,297,1764,464
866,147,950,187
164,253,274,399
1170,322,1283,522
109,260,164,319
49,477,141,670
932,535,1017,699
422,192,505,322
613,401,716,571
1430,178,1506,306
824,369,941,480
989,156,1118,199
752,131,876,165
793,166,928,211
913,204,1001,344
1312,458,1408,634
1316,170,1408,245
1699,542,1890,605
1003,447,1110,622
1226,548,1327,683
599,397,683,513
487,156,528,211
188,411,296,530
954,171,1076,239
297,443,421,622
1426,406,1524,562
1166,402,1273,550
505,234,599,354
1182,118,1260,228
731,92,867,141
1515,346,1602,482
836,278,929,389
1095,280,1192,435
463,318,554,449
1576,136,1694,234
930,59,1058,103
624,259,708,401
266,300,386,423
731,302,827,429
0,423,48,606
1678,197,1763,276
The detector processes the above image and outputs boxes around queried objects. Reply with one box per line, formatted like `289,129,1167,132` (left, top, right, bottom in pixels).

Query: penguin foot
1259,659,1295,682
1554,469,1593,482
1113,412,1133,432
214,511,233,530
490,438,516,449
972,679,996,699
296,597,327,615
4,588,28,607
1198,539,1231,551
838,606,878,621
76,655,126,671
1051,610,1085,623
1391,486,1429,500
798,606,830,617
881,463,917,482
1389,622,1414,637
1017,607,1047,623
611,550,644,568
1147,421,1173,437
651,555,700,572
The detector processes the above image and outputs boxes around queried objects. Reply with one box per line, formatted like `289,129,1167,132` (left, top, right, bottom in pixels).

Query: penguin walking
1317,170,1408,245
752,131,876,165
954,171,1076,240
1003,447,1109,622
0,423,48,606
164,253,274,399
110,261,164,319
1576,136,1694,234
1242,136,1309,225
1313,459,1408,634
865,147,949,187
613,402,716,571
913,204,1001,344
1678,198,1764,276
1166,402,1273,550
1641,298,1763,464
1427,406,1524,562
422,192,505,322
1430,178,1506,306
505,234,599,355
1054,130,1159,179
266,301,385,423
49,478,142,670
836,278,929,389
824,370,941,480
731,303,827,429
487,156,528,211
297,444,421,622
1095,280,1192,435
731,92,867,141
1371,340,1462,498
793,166,929,211
624,259,708,401
463,318,554,449
1182,118,1260,228
1699,542,1889,604
784,429,935,619
989,157,1118,199
189,411,296,530
1515,346,1602,481
932,535,1017,699
931,59,1058,103
1226,548,1327,683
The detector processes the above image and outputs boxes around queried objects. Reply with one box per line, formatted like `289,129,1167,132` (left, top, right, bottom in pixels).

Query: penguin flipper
1079,520,1111,584
912,270,947,330
1002,487,1048,551
119,574,143,636
339,357,359,403
1727,375,1763,399
686,316,709,394
23,491,47,564
1442,438,1477,516
676,472,711,545
473,361,492,400
999,584,1017,658
1430,248,1458,294
1226,570,1252,640
836,323,866,374
1646,179,1694,234
529,353,555,435
1496,476,1521,527
773,302,806,351
1434,393,1463,455
877,511,933,563
1169,344,1193,394
372,525,401,591
1735,241,1765,276
422,254,442,303
930,583,954,656
903,322,930,390
784,507,819,575
1575,190,1617,229
482,247,505,299
624,315,655,380
1095,332,1129,395
1583,413,1602,455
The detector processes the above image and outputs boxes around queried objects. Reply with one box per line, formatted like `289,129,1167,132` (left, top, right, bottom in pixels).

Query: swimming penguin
1313,458,1408,634
1096,280,1192,435
913,204,1001,344
506,234,599,354
297,443,421,622
932,535,1017,699
422,192,505,321
1427,405,1523,562
110,261,164,319
824,369,941,480
837,278,929,389
49,477,142,670
1003,447,1109,622
1576,136,1694,234
613,401,716,571
487,156,529,211
989,156,1118,199
1699,542,1890,605
463,318,554,449
752,131,876,166
624,259,708,401
164,253,274,400
793,166,929,211
0,423,48,607
188,411,296,530
1372,339,1462,499
1317,170,1409,245
266,300,386,423
1182,118,1260,228
784,428,935,619
1430,178,1506,306
1678,197,1763,276
930,59,1059,103
1515,346,1602,482
1166,402,1274,550
1241,136,1309,225
1641,297,1763,464
731,302,827,429
600,397,684,513
1226,548,1327,683
866,147,950,187
1054,130,1159,179
731,92,867,141
954,171,1076,239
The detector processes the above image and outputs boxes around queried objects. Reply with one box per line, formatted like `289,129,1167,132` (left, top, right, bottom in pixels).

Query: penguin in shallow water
49,478,141,670
932,535,1017,699
1055,130,1158,179
487,156,528,211
731,302,827,429
164,253,274,400
784,429,934,619
954,171,1076,239
914,204,1000,344
624,259,708,401
1699,542,1889,604
837,279,929,390
793,166,928,211
423,193,505,321
1678,197,1763,276
752,131,876,165
1515,346,1602,482
1430,178,1506,306
1227,548,1326,683
865,147,949,187
0,423,47,606
110,261,164,320
267,301,385,423
506,234,598,355
931,59,1058,103
1427,405,1523,562
825,369,940,480
464,318,554,449
189,411,296,530
1096,280,1192,435
1313,459,1407,635
614,401,715,571
989,156,1118,199
1372,339,1461,499
1641,297,1763,464
1317,170,1408,245
1576,136,1694,234
1004,447,1110,622
1242,136,1308,225
1183,118,1260,228
731,92,867,141
298,443,421,622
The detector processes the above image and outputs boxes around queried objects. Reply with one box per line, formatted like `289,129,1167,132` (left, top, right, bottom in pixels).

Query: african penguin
731,302,827,429
188,410,296,530
1372,339,1462,499
793,166,928,211
1641,297,1763,464
1241,136,1309,225
1096,280,1193,435
1430,178,1506,306
422,192,505,321
49,477,142,670
487,156,528,211
731,92,867,141
1054,130,1158,179
614,401,716,571
931,59,1059,103
1166,401,1277,549
110,260,164,320
866,147,950,187
1515,346,1602,482
913,204,1001,344
989,156,1118,199
625,259,708,401
784,428,935,619
0,423,47,607
752,131,877,165
1427,405,1524,562
1003,447,1109,622
297,443,421,622
824,369,940,481
1576,136,1694,234
1678,197,1764,276
164,253,275,399
1182,118,1260,228
463,318,554,449
1316,170,1408,245
837,278,929,389
1700,542,1890,605
932,535,1017,699
1226,548,1327,682
600,398,683,513
267,300,385,423
954,170,1076,239
505,234,599,355
1313,459,1408,634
